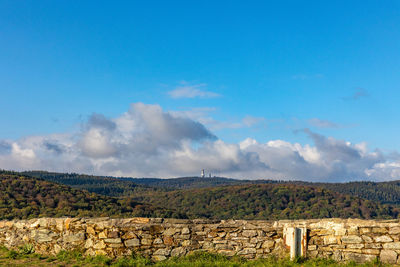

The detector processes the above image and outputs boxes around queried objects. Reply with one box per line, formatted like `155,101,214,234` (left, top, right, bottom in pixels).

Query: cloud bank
1,103,400,182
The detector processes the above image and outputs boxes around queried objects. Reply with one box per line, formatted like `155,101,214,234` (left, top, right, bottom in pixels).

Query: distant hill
129,176,263,188
22,170,144,197
131,183,399,220
0,171,185,220
13,170,400,220
23,171,400,206
22,171,276,193
313,181,400,205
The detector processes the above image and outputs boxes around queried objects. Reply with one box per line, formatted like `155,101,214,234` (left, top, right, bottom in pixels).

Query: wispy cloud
342,88,369,101
308,118,340,129
291,74,324,80
168,82,221,99
242,116,266,127
172,108,266,131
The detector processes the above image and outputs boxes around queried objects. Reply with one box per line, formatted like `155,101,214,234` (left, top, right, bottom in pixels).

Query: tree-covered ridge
312,181,400,205
21,170,145,197
131,184,400,220
6,170,400,220
129,176,252,188
0,172,184,220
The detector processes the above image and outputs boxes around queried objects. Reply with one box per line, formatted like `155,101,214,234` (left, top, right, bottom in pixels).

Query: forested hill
129,176,261,188
22,171,400,206
131,184,399,220
314,181,400,205
1,170,400,220
22,171,277,191
0,172,185,220
22,170,142,197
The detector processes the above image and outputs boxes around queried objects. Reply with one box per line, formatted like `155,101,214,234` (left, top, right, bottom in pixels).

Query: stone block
141,238,153,246
154,248,171,256
361,235,373,243
86,226,95,235
63,233,85,243
319,229,335,236
164,228,180,236
372,227,388,234
307,245,317,251
383,242,400,250
250,237,258,244
347,227,359,235
324,236,338,245
359,227,371,234
335,228,347,236
93,240,106,249
122,232,137,239
389,227,400,235
163,236,175,246
341,235,363,244
98,231,107,239
171,247,186,257
215,244,233,250
32,229,57,243
108,231,119,238
153,238,163,244
104,238,122,244
202,241,214,249
361,249,380,255
346,244,364,249
375,235,393,243
109,243,123,248
242,230,257,237
218,232,226,238
149,225,164,234
84,238,93,248
343,252,376,263
181,227,190,235
380,250,398,264
237,248,256,255
365,243,382,249
124,239,140,247
262,240,274,249
152,255,167,261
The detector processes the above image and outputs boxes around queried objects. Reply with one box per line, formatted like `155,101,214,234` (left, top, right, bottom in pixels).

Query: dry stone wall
1,217,400,263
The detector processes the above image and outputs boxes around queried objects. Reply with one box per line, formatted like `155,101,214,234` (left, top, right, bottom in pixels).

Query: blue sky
1,1,400,180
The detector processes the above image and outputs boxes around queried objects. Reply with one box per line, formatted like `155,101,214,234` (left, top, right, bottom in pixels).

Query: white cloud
168,83,220,99
1,103,400,182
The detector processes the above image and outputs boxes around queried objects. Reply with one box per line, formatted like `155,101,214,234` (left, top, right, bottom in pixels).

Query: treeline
21,171,163,197
131,184,399,220
3,170,400,220
314,181,400,205
24,171,400,206
0,172,185,220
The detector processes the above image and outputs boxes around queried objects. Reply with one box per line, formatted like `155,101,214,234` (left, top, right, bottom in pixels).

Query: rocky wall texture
1,217,400,263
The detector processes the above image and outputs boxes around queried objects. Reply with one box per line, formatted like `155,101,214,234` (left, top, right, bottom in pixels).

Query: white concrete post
284,227,307,259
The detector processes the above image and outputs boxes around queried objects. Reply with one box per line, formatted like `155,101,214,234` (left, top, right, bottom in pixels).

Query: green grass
0,246,393,267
